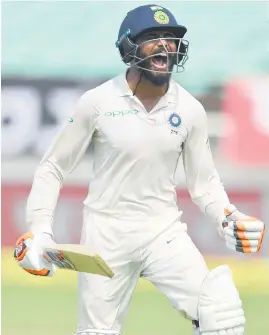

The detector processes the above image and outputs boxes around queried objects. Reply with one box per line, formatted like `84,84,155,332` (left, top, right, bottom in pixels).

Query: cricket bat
43,244,114,278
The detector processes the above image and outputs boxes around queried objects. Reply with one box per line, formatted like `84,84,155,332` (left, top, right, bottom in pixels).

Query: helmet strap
132,70,143,96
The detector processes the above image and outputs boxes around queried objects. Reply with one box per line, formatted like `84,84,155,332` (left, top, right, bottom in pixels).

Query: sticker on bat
44,250,76,270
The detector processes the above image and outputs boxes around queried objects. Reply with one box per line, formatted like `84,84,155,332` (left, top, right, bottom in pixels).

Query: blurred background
2,1,269,335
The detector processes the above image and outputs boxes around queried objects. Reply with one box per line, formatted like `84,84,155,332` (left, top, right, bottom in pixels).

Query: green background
2,250,269,335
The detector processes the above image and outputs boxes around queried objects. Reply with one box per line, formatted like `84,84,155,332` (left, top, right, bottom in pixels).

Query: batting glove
222,204,265,253
14,232,56,276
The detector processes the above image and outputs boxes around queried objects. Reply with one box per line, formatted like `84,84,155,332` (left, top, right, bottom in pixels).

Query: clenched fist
14,232,56,276
222,205,265,253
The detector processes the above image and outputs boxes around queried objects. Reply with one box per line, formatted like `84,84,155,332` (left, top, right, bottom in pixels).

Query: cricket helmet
115,4,189,73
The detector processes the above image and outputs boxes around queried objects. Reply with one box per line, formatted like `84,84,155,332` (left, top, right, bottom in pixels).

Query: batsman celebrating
14,4,265,335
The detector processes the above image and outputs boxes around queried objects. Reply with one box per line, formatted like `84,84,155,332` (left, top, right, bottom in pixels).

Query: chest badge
168,113,181,134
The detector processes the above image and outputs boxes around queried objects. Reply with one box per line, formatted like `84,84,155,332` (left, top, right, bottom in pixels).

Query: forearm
193,196,229,237
26,160,63,235
192,174,230,236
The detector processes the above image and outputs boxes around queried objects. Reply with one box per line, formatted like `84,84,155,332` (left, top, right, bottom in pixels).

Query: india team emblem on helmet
154,11,170,24
168,113,181,129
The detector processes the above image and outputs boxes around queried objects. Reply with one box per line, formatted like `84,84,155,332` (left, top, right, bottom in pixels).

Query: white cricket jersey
26,73,230,236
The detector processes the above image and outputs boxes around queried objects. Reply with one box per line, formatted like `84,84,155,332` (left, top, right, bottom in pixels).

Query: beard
135,48,175,86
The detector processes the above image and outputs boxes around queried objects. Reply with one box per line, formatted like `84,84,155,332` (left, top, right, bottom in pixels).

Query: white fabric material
198,265,245,334
26,72,230,235
17,234,56,276
77,209,209,331
193,327,244,335
192,321,200,335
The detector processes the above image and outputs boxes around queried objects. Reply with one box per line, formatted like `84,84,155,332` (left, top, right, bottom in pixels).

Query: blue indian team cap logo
168,113,181,128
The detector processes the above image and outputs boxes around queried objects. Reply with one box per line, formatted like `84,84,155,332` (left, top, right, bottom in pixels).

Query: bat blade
43,244,114,278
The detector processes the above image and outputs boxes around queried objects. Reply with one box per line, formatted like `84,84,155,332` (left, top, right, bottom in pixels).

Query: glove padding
14,232,56,276
222,204,265,253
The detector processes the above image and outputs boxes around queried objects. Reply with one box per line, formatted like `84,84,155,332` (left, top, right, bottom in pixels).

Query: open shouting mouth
151,54,169,70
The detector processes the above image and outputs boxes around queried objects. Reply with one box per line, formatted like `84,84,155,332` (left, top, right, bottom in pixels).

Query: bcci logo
154,11,170,24
168,113,181,135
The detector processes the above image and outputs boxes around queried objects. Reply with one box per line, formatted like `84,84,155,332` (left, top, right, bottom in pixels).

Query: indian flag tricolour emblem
150,5,163,11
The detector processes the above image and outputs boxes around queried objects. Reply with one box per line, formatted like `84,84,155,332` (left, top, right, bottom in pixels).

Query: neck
126,68,168,99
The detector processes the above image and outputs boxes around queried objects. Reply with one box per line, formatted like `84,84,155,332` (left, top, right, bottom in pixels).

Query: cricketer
14,4,265,335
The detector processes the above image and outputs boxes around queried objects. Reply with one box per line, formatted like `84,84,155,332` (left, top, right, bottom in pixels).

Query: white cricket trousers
77,208,209,334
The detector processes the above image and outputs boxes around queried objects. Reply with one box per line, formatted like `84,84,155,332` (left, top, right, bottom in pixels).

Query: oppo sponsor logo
105,109,139,117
